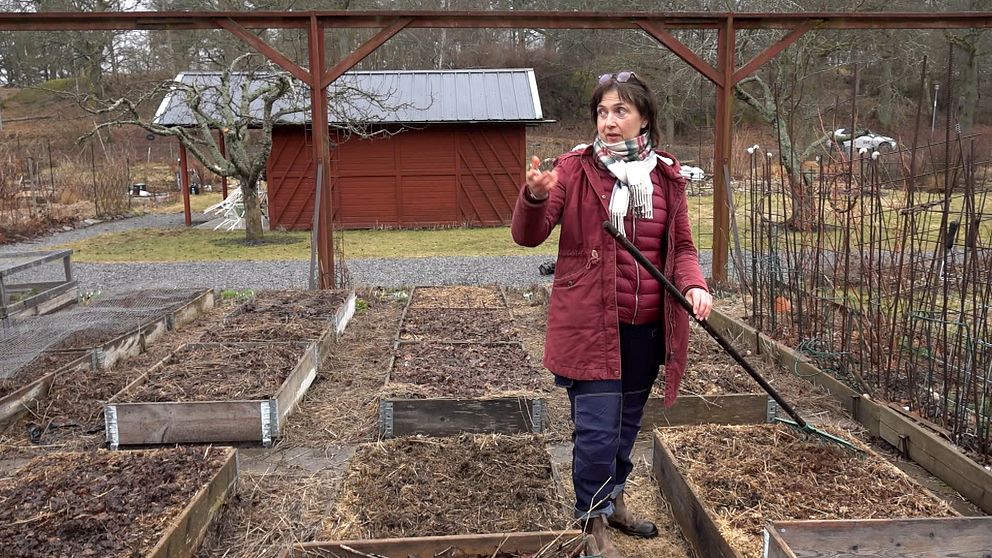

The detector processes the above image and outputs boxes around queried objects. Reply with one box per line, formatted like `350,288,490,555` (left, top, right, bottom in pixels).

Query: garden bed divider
0,351,92,426
105,341,319,448
147,446,240,558
707,308,992,514
641,392,774,430
47,313,170,370
763,516,992,558
378,340,545,437
277,530,584,558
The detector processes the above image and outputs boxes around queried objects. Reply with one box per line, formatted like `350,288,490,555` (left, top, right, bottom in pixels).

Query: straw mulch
126,343,305,402
389,342,545,398
410,286,506,309
399,308,518,342
324,435,569,540
657,423,957,558
0,447,228,558
0,352,86,398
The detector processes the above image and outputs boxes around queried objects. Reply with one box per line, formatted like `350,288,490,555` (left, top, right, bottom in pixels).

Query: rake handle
603,221,808,429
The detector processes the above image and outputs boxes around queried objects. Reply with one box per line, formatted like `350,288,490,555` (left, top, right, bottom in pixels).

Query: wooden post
711,16,735,285
179,142,191,227
309,16,334,289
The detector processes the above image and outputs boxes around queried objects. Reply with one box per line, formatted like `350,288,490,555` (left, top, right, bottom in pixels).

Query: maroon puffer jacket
511,147,708,406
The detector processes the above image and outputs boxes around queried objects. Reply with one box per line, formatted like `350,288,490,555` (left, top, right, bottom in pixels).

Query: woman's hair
589,73,660,145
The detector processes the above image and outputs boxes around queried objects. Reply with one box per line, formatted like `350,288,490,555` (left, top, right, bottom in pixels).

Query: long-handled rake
604,221,863,453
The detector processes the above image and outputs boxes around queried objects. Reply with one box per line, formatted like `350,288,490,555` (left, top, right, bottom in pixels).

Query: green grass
60,226,560,262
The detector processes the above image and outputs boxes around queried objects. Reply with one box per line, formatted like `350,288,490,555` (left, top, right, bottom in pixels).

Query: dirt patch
202,290,349,344
388,342,544,398
0,447,228,558
325,435,568,539
410,286,506,308
124,343,306,402
656,423,956,558
399,308,518,342
670,324,769,397
0,352,87,398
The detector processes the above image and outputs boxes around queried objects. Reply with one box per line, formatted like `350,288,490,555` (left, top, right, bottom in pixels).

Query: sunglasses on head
597,71,636,85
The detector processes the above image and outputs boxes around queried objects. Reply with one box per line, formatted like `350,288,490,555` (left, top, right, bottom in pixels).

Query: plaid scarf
594,132,657,237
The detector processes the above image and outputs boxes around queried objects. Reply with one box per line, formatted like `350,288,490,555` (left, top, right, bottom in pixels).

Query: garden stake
603,221,864,454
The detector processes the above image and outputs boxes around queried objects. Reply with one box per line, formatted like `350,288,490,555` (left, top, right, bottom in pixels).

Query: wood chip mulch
0,447,229,558
657,423,956,558
325,435,568,539
388,342,545,398
201,289,350,344
410,286,506,309
399,308,518,342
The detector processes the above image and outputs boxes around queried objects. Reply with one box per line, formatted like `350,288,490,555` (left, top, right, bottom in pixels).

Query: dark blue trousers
555,322,664,519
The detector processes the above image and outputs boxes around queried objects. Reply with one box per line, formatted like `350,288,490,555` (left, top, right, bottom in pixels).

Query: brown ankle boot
582,515,623,558
607,492,659,539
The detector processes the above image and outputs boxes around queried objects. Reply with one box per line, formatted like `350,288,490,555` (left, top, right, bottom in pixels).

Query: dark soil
248,290,350,320
327,435,567,539
657,423,956,558
125,343,305,402
410,286,506,309
0,352,87,398
399,308,518,342
0,447,229,558
389,342,545,398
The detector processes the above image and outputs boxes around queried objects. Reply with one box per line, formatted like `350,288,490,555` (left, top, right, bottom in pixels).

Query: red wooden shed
266,69,546,230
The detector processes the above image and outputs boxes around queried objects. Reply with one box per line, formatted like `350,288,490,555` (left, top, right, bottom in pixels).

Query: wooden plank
148,447,239,558
384,397,542,437
642,393,770,429
280,531,584,558
763,525,797,558
275,342,320,425
109,400,264,446
167,288,215,331
766,517,992,557
0,351,92,426
333,290,357,337
0,280,77,318
0,249,72,278
652,430,742,558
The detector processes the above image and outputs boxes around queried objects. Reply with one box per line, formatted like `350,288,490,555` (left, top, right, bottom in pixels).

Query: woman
511,71,712,556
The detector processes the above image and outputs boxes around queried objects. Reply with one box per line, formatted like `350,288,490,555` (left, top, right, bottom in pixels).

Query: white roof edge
526,69,543,120
152,72,184,124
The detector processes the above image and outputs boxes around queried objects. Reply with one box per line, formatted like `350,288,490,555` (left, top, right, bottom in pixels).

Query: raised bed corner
279,531,584,558
764,517,992,558
105,342,319,448
0,351,92,426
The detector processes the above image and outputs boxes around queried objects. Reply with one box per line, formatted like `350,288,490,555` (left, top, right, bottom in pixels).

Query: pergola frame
2,11,991,287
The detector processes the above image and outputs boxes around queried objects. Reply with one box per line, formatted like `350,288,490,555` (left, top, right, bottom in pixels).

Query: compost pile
657,423,956,558
389,343,544,397
331,435,567,538
0,447,228,558
410,286,505,308
0,352,85,397
400,308,518,342
126,343,305,402
203,290,349,343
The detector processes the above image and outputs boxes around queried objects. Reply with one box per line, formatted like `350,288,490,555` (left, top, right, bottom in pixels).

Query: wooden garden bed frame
641,392,773,431
651,428,962,558
407,285,509,310
163,288,215,330
708,309,992,514
379,340,545,437
104,342,319,448
0,351,92,426
278,531,584,558
0,250,78,327
764,517,992,558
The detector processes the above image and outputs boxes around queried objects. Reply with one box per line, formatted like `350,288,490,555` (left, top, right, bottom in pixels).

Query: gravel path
1,212,720,293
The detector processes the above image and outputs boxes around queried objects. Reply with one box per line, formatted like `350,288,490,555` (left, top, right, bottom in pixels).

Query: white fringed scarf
593,133,657,237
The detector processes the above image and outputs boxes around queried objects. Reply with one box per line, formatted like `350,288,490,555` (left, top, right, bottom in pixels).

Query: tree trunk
959,34,980,131
775,126,816,231
243,188,264,242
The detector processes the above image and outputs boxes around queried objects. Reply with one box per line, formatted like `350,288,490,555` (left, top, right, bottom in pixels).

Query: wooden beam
309,16,334,289
766,517,992,557
638,20,722,86
320,17,412,89
179,142,191,226
710,17,735,284
732,24,812,84
282,531,584,558
216,18,311,84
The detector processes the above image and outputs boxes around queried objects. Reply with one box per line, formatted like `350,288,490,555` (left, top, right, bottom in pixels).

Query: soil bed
249,290,350,319
0,447,228,558
326,435,567,539
0,352,85,398
410,286,505,309
125,343,305,402
91,287,205,311
45,308,165,351
657,423,956,558
659,325,768,398
202,290,349,344
389,342,544,398
399,308,517,342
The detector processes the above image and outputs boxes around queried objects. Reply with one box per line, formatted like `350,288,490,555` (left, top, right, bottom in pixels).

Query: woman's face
596,89,648,144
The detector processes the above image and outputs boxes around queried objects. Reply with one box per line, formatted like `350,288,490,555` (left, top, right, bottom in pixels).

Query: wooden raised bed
0,446,238,558
764,516,992,558
653,424,958,558
379,341,547,437
708,308,992,515
0,351,92,427
279,531,584,558
105,341,319,448
46,311,170,370
204,290,356,362
398,307,518,342
91,287,215,331
408,285,508,309
0,250,78,327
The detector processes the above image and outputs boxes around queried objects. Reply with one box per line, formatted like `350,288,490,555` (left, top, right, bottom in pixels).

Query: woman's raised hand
525,155,557,201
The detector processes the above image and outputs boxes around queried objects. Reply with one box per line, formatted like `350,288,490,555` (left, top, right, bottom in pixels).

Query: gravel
1,212,721,294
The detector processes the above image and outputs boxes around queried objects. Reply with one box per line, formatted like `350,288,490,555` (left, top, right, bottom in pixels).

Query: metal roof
153,68,544,126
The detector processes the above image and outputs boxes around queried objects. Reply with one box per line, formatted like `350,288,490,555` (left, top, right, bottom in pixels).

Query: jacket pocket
553,248,601,288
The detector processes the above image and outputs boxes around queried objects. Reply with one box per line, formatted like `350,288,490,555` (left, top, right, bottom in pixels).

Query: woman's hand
686,288,713,321
525,155,558,201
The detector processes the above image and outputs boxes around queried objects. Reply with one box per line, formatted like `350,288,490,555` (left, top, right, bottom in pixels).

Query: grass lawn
60,226,560,262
